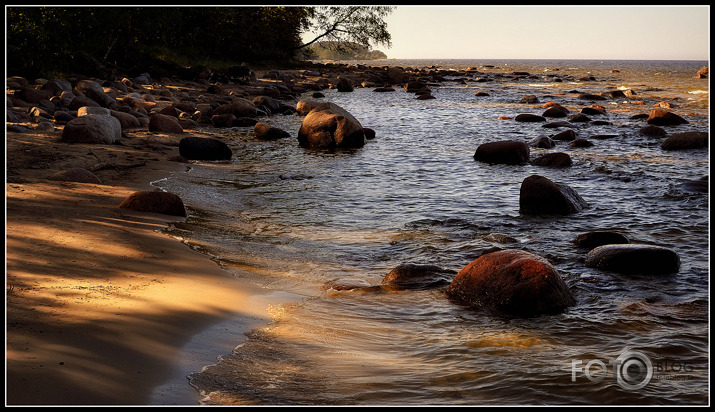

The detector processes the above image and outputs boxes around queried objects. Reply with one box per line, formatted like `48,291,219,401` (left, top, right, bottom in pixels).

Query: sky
377,5,710,60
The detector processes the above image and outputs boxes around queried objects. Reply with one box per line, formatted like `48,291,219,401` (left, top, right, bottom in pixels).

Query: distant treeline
6,7,312,79
306,41,387,60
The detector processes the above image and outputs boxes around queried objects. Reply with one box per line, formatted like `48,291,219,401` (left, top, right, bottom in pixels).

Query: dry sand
5,127,284,405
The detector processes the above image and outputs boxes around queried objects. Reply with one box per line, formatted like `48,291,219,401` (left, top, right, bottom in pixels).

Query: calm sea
153,59,709,405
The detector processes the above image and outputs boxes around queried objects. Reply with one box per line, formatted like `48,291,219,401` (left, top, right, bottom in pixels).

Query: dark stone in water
542,121,577,129
446,249,575,317
519,174,588,215
474,140,530,165
661,131,708,150
640,125,667,137
647,109,688,126
531,152,572,168
569,138,594,148
382,263,457,290
585,244,680,275
678,176,708,193
515,113,545,122
574,231,629,249
552,129,577,141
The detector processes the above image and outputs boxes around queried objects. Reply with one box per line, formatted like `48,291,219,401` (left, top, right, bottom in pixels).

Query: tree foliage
307,41,387,60
6,6,392,79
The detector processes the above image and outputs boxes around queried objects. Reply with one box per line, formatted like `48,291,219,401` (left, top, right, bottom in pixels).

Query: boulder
211,113,237,128
336,77,354,92
542,105,569,118
149,113,183,133
574,231,629,249
581,107,606,116
297,102,366,149
381,263,457,290
386,66,407,84
178,136,232,160
552,129,577,141
569,138,594,148
660,131,708,150
520,95,539,104
47,167,102,184
230,97,258,117
446,249,575,317
254,122,291,140
515,113,546,122
639,125,667,137
61,114,122,144
473,140,530,165
528,136,555,148
110,110,141,129
531,152,572,168
519,174,588,215
296,99,323,116
647,109,688,126
68,95,101,111
118,190,187,217
584,244,680,275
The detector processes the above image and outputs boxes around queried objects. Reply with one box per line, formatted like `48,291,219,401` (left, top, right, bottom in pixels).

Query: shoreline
5,128,290,405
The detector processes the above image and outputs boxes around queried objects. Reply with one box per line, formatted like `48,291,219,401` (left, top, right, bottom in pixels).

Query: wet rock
660,131,708,150
574,231,629,249
254,122,291,140
551,129,577,141
528,136,555,148
61,114,122,144
542,121,576,129
473,140,530,165
515,113,546,122
585,244,680,275
211,113,237,128
639,125,667,137
531,152,572,168
678,176,708,193
382,263,457,290
178,136,232,160
481,233,518,244
118,190,187,217
568,113,591,123
446,249,575,317
519,174,588,215
233,117,258,127
569,138,594,148
110,110,141,130
581,107,607,116
647,109,688,126
542,105,569,118
324,278,374,291
47,167,102,184
336,77,354,92
520,95,539,104
297,102,366,149
363,127,376,140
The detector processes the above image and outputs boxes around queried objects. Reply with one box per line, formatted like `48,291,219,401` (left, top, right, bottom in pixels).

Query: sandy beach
5,127,283,405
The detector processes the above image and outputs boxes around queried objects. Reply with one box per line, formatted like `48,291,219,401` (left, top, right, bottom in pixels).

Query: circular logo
615,350,653,390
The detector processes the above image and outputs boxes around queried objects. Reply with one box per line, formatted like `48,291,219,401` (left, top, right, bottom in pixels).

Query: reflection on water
156,59,709,405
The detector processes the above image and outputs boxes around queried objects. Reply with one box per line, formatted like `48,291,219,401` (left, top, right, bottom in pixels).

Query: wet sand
5,128,279,405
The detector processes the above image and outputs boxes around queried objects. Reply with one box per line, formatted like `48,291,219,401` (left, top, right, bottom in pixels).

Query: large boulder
647,109,688,126
446,249,575,317
473,140,530,165
297,102,366,149
296,99,323,116
585,244,680,275
519,175,588,215
336,77,354,92
381,263,457,290
61,114,122,144
110,110,141,130
178,136,232,160
118,190,187,217
230,97,258,117
660,131,708,150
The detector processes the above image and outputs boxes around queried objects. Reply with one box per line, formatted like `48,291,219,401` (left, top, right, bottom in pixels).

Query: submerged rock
585,244,680,275
446,249,575,317
660,131,708,150
574,231,629,249
647,109,688,126
531,152,572,168
382,263,457,290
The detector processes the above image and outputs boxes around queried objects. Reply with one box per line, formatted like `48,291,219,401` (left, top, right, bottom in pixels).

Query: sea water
154,59,709,405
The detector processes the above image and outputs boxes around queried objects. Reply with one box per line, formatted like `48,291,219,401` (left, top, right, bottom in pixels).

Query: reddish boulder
382,263,457,290
297,102,365,149
647,109,688,126
446,249,575,317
